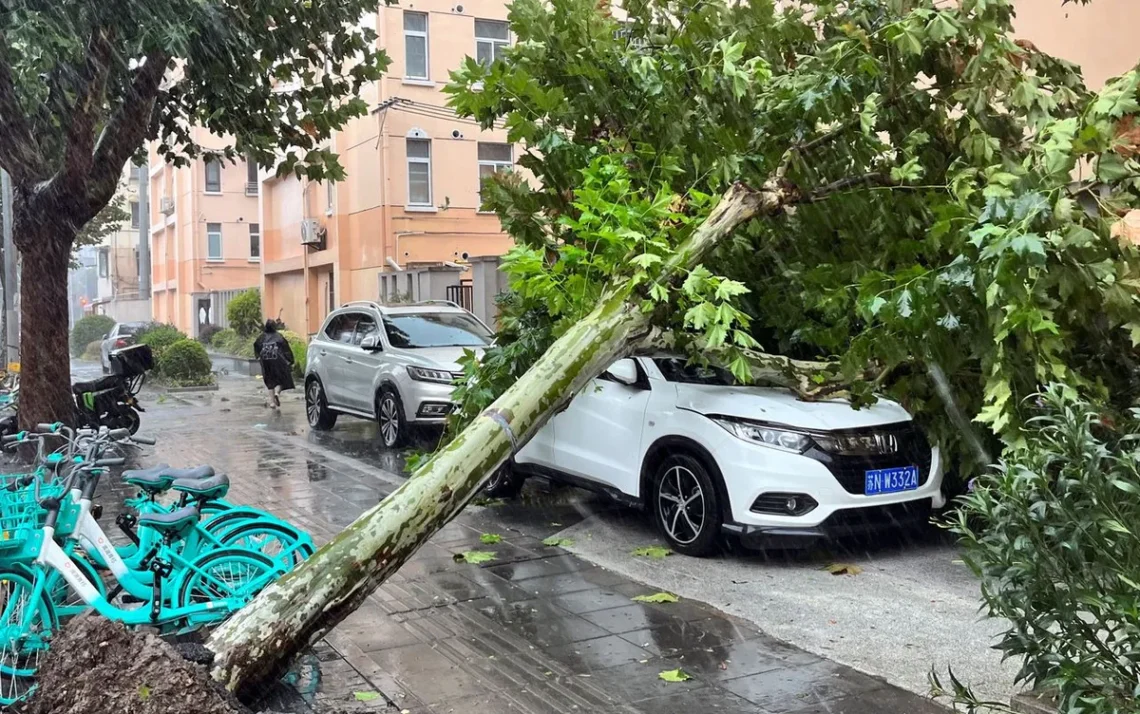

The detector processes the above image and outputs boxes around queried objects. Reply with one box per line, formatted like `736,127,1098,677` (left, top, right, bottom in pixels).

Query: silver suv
304,300,493,447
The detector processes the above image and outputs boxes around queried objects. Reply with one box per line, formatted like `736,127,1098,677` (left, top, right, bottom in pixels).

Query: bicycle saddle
122,464,215,491
170,474,230,502
137,504,199,538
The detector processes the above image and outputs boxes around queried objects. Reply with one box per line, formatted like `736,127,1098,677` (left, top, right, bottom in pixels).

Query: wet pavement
83,364,951,713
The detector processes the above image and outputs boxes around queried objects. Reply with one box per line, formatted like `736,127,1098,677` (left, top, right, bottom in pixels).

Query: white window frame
249,223,261,262
406,138,433,208
474,19,510,66
206,222,223,261
403,11,429,81
129,201,140,229
245,159,259,195
477,143,513,212
326,180,335,216
204,159,222,194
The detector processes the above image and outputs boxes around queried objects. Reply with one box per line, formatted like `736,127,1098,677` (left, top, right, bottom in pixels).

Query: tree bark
206,181,793,696
15,206,76,428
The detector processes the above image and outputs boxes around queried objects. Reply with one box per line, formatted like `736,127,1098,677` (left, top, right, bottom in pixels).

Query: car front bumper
709,427,946,545
397,377,456,424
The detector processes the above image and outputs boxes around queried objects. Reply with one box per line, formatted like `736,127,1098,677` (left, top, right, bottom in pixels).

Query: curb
163,383,219,393
1011,691,1057,714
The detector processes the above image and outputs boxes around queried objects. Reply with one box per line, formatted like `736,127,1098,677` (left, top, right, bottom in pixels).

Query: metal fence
446,281,474,312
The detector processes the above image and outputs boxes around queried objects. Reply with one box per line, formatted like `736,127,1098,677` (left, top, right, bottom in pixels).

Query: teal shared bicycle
0,424,316,705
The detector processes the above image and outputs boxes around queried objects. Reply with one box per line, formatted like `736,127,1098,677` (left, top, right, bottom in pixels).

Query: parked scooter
72,344,152,434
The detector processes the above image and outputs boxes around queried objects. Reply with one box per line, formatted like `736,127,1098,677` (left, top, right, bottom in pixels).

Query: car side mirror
360,334,382,352
604,358,639,386
102,333,109,340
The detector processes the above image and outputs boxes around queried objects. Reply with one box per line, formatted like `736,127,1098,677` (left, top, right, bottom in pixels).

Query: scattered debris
480,533,503,544
658,668,692,683
632,545,672,559
542,536,574,547
632,592,679,603
824,562,864,576
353,691,381,702
454,550,497,564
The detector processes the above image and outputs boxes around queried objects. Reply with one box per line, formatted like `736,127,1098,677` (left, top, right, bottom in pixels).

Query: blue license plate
864,466,919,496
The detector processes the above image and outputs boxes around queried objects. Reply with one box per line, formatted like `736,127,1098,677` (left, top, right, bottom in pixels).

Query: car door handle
319,349,327,356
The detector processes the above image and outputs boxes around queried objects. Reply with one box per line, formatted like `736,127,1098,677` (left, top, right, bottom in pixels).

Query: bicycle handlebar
130,434,156,446
94,457,126,467
34,422,60,433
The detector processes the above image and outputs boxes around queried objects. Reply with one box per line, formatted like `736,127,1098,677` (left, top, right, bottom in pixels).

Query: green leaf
630,253,663,269
480,533,503,544
925,13,958,42
713,278,749,300
632,546,672,559
354,691,381,702
454,550,497,564
543,536,574,547
658,669,692,682
824,563,864,576
1097,152,1132,183
138,685,152,701
860,93,879,135
649,283,669,302
632,592,680,603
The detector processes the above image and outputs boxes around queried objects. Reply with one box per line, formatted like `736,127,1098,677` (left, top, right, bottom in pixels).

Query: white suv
492,356,945,555
304,301,492,447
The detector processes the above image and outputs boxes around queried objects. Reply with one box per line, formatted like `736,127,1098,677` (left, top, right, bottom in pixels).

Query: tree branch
775,116,861,181
82,49,170,218
802,172,895,202
0,30,47,183
60,27,116,192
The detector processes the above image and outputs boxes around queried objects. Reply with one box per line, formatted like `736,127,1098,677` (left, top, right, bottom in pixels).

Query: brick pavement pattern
127,381,947,714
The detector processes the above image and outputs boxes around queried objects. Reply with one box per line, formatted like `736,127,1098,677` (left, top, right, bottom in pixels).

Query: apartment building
1013,0,1140,90
148,127,262,335
259,0,514,336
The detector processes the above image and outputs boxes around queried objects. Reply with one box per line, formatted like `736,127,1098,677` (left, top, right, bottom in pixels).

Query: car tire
305,378,337,430
650,453,722,557
376,386,407,449
483,461,526,499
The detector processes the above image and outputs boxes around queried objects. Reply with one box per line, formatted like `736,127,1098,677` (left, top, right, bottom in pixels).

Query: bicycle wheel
176,548,276,621
216,521,315,569
200,506,273,536
0,567,56,706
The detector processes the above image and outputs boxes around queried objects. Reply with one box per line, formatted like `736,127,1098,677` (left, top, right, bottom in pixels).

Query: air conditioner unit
300,219,326,247
159,197,174,215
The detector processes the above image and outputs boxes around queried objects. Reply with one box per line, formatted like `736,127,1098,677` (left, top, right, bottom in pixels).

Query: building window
249,223,260,260
404,11,429,79
97,249,109,278
475,19,509,66
207,222,223,260
246,159,258,195
327,180,335,215
326,272,336,315
129,201,140,229
406,139,432,206
204,160,222,193
477,142,512,209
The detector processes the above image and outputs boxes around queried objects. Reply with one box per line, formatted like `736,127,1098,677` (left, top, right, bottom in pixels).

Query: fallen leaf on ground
550,522,562,526
658,669,692,682
454,550,496,564
824,562,863,576
719,661,728,670
632,546,672,559
632,592,679,603
138,685,151,700
543,536,574,547
480,533,503,544
354,691,380,702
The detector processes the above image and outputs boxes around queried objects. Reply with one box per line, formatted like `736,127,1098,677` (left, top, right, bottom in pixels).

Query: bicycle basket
0,478,45,557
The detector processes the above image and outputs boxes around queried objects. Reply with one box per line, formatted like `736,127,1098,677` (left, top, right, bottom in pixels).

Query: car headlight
407,366,456,384
712,417,814,453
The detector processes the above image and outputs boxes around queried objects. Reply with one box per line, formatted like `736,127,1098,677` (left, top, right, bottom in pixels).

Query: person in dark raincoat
254,320,295,408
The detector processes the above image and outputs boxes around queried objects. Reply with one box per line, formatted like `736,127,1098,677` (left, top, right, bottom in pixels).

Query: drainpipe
137,162,151,299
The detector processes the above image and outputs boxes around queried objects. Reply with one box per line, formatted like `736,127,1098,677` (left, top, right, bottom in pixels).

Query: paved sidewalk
119,375,948,714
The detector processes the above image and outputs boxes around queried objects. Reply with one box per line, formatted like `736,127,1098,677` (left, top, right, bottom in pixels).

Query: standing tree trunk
207,181,794,696
14,203,76,428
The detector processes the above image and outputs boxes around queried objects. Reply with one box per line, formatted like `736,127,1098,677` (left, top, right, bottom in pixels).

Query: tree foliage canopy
446,0,1140,484
0,0,390,230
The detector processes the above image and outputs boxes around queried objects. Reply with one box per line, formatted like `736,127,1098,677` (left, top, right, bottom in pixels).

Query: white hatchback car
492,356,945,556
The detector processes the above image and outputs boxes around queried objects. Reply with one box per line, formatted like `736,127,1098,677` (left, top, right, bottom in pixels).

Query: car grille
820,500,933,535
805,423,933,496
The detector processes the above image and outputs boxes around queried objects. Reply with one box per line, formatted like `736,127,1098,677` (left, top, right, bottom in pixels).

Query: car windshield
383,313,491,349
654,358,736,386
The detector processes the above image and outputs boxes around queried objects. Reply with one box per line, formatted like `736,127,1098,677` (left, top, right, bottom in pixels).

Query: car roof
331,301,469,317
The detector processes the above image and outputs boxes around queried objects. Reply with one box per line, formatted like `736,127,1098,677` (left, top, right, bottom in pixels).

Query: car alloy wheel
378,393,400,447
657,464,706,546
306,381,323,426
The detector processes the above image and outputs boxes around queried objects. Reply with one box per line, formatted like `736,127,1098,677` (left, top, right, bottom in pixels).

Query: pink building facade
148,127,262,336
260,0,515,336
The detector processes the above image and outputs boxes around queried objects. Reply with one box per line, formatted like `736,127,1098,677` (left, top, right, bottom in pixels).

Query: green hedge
281,330,308,378
70,315,115,357
138,323,187,362
210,328,255,358
227,288,262,337
157,339,213,384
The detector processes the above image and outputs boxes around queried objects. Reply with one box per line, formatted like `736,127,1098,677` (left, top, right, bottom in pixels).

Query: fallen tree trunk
206,180,794,696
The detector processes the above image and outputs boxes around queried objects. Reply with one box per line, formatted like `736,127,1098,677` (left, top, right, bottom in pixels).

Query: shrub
81,340,102,361
227,288,262,337
943,387,1140,714
197,323,222,346
157,339,213,383
282,330,308,378
138,323,187,362
210,328,237,351
70,315,115,357
209,328,255,358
